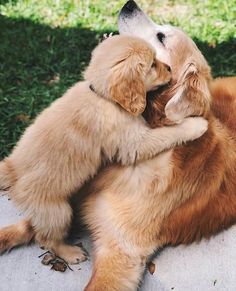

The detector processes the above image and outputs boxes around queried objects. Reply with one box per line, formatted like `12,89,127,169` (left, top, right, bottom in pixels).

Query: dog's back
159,77,236,245
210,77,236,133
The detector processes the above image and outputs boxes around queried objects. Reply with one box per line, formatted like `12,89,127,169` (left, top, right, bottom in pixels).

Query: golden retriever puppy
0,35,207,264
1,3,235,290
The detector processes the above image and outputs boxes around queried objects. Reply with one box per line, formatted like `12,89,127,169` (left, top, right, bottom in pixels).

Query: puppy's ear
165,63,211,122
108,58,146,116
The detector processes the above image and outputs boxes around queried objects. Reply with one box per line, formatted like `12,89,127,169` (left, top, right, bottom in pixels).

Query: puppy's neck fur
88,82,122,114
89,83,103,97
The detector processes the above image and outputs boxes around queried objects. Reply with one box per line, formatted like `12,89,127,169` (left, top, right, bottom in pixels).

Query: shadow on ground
0,0,17,5
0,15,109,157
0,15,235,158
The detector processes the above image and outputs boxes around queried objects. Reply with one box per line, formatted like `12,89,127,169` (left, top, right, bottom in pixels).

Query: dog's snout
166,65,171,72
121,0,139,14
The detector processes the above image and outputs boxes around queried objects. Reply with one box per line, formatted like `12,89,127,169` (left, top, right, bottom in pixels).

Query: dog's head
119,1,212,125
84,35,171,116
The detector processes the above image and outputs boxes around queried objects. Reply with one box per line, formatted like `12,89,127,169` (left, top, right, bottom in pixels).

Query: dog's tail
0,220,34,254
0,159,15,190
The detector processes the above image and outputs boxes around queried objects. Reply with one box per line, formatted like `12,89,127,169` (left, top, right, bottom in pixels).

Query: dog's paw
0,236,11,253
165,105,184,123
0,225,21,253
56,244,88,265
180,117,208,141
165,93,191,123
0,221,33,254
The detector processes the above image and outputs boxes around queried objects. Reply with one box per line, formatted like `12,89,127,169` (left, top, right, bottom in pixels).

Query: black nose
166,65,171,72
121,0,139,15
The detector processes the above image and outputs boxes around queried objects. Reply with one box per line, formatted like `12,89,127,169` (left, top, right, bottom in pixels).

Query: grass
0,0,236,158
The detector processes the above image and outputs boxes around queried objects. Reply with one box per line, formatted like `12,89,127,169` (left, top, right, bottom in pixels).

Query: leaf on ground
41,253,56,265
51,261,67,272
15,114,30,122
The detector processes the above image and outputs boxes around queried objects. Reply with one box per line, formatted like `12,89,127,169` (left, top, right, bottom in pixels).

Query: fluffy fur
1,34,235,291
80,7,236,291
0,35,207,263
1,5,234,291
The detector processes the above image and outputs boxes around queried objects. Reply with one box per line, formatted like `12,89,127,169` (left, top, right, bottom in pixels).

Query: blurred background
0,0,236,157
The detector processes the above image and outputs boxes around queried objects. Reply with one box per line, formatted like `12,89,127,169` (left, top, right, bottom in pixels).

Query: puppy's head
119,1,212,124
84,35,171,116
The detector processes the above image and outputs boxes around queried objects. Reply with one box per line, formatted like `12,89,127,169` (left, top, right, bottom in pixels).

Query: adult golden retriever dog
0,1,236,290
82,2,236,290
0,35,207,264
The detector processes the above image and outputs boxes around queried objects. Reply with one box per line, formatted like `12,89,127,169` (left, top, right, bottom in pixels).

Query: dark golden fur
0,28,236,291
0,34,207,267
159,77,236,246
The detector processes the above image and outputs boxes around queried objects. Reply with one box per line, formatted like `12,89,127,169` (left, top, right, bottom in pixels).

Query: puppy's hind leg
33,198,87,265
0,219,34,253
0,159,16,190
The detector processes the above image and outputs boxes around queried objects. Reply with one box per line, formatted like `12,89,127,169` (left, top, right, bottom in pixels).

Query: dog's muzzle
118,0,154,35
119,0,140,16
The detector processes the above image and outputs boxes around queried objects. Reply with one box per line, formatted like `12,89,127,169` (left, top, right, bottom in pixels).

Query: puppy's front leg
119,117,208,165
165,90,194,123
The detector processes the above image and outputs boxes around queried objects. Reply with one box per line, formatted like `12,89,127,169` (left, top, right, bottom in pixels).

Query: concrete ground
1,191,236,291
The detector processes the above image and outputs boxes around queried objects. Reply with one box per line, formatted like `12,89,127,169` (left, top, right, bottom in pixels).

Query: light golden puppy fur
0,35,207,263
1,3,236,290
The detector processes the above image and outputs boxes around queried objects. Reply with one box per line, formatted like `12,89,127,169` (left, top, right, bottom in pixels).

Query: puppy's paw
56,244,88,265
180,117,208,141
0,229,18,253
165,105,184,124
0,235,11,253
0,221,33,254
165,95,191,123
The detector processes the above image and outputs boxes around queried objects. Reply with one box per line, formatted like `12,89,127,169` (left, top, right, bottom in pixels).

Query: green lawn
0,0,236,158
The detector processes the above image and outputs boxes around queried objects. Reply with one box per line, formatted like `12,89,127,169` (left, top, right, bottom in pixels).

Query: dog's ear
165,63,211,122
108,58,146,116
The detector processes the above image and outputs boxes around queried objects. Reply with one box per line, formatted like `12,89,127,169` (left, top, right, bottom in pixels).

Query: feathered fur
0,35,206,264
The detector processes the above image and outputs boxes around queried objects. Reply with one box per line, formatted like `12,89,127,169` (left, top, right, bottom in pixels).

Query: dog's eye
157,32,165,44
151,61,156,68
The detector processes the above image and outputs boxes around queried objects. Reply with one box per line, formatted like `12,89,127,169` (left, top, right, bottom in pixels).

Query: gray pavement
1,192,236,291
